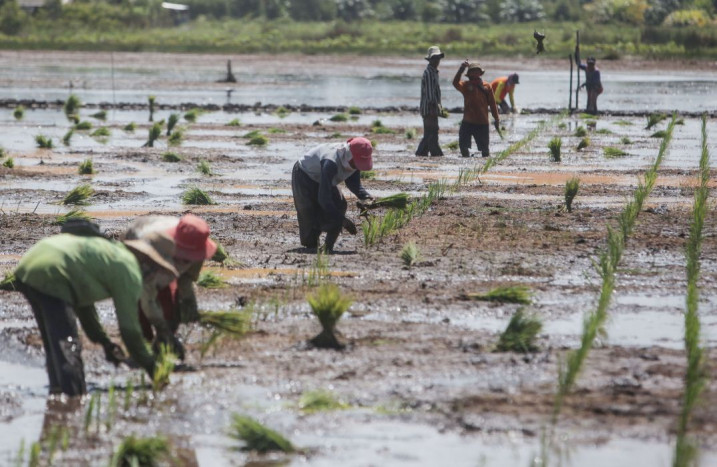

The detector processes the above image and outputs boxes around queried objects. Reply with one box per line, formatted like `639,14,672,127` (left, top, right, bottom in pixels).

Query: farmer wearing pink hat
292,137,374,253
123,213,217,358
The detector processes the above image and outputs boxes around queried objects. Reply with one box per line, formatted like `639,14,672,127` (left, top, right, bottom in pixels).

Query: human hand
461,59,469,69
103,342,127,367
153,332,186,361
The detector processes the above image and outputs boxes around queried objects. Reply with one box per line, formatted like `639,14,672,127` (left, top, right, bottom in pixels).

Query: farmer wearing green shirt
13,231,178,396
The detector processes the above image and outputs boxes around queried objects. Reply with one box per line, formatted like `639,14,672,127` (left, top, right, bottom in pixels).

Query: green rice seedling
210,240,229,263
166,113,179,135
35,135,53,149
15,439,24,467
226,118,241,127
64,94,81,120
152,344,176,393
329,113,347,122
13,105,24,120
84,392,99,433
148,95,156,122
3,157,14,168
124,379,134,411
348,106,361,115
184,108,200,123
29,442,40,467
230,415,295,454
362,215,380,247
123,122,136,132
197,270,227,288
613,119,632,126
574,126,587,137
181,186,214,205
197,160,212,176
405,128,417,139
62,129,74,146
307,283,352,349
268,127,286,134
603,147,629,158
109,435,170,467
199,310,251,336
91,110,107,120
74,121,92,131
168,129,183,146
595,128,613,135
54,209,90,225
372,126,395,134
248,134,268,146
62,184,93,205
161,152,182,162
305,249,330,287
370,139,378,148
439,108,450,118
360,170,376,180
364,193,410,211
299,390,348,413
645,112,667,129
676,118,685,125
45,426,63,463
400,241,421,267
558,122,567,130
577,137,590,150
620,136,632,145
275,106,290,118
495,309,543,353
106,381,117,431
0,272,16,291
564,177,580,212
144,123,162,147
651,130,667,138
466,285,532,304
242,129,262,139
446,141,459,150
578,113,596,120
90,127,110,138
371,119,383,128
548,137,562,162
78,159,94,175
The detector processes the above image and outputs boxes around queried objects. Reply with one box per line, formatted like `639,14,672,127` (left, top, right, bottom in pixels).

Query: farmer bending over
13,232,178,396
453,61,500,158
292,137,373,253
123,214,217,360
491,73,520,114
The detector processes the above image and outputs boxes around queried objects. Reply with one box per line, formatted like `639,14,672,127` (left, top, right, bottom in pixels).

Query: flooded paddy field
1,51,717,466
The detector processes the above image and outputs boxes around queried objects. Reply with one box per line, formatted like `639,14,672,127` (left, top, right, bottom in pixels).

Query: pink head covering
166,214,217,261
347,137,373,171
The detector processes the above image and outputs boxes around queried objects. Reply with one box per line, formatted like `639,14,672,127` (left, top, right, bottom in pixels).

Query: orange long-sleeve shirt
453,74,499,125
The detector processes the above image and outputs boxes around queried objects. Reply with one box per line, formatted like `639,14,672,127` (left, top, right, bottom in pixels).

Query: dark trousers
498,100,511,114
459,121,490,158
416,114,443,156
18,282,86,396
291,162,346,250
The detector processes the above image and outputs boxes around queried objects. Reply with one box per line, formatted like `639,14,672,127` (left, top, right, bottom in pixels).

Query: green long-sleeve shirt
14,234,155,373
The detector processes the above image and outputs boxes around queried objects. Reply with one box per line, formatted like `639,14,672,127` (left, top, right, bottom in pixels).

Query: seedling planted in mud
446,141,459,150
577,137,590,150
199,310,252,336
54,209,90,225
90,127,110,138
574,126,587,137
230,415,295,454
405,128,417,139
152,344,177,392
348,106,361,115
620,136,632,145
564,177,580,212
161,152,182,163
91,110,106,120
400,241,421,267
62,184,93,205
143,123,162,148
168,129,183,146
275,106,290,118
13,105,24,120
109,435,170,467
166,113,179,135
197,160,212,176
299,390,348,413
74,121,92,131
307,283,351,350
495,309,543,353
84,392,100,433
184,108,202,123
226,118,241,127
29,442,40,467
548,137,562,162
646,112,667,130
197,270,227,288
651,130,667,138
329,113,348,122
123,122,136,132
360,170,376,180
78,159,95,175
147,95,156,122
268,127,286,134
466,285,532,304
64,94,81,120
0,272,16,291
181,186,214,205
3,157,14,168
35,135,53,149
613,119,632,126
603,147,628,158
248,134,268,146
63,129,74,146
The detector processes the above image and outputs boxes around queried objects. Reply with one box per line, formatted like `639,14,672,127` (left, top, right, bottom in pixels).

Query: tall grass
496,309,543,353
62,184,94,205
307,283,352,349
548,137,562,162
673,114,710,467
230,415,295,454
564,177,580,212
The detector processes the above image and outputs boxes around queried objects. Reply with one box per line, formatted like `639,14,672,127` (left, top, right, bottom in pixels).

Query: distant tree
585,0,647,25
421,0,444,21
442,0,489,22
289,0,337,20
390,0,418,20
0,0,27,35
499,0,545,22
336,0,374,20
644,0,680,25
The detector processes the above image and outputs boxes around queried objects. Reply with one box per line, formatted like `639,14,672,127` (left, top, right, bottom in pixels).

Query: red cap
166,214,217,261
347,137,373,171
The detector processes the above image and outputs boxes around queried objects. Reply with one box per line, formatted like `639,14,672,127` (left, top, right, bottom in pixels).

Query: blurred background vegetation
0,0,715,57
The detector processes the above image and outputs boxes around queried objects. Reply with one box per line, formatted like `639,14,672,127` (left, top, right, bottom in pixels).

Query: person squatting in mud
12,231,178,396
291,137,373,253
122,213,217,360
453,61,501,158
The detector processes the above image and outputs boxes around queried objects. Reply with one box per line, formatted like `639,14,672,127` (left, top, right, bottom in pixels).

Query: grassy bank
2,20,717,59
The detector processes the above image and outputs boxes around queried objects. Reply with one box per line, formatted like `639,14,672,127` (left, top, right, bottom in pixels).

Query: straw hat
425,46,444,61
124,231,178,277
467,63,485,75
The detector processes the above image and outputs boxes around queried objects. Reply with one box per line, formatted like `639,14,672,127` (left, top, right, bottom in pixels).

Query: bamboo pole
569,54,574,111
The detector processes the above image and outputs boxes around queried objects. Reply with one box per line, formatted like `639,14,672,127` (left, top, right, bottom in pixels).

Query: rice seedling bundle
620,137,632,145
197,270,227,288
405,128,417,139
595,128,613,135
168,129,183,146
13,105,24,120
62,184,93,205
364,193,410,211
184,109,199,123
230,415,295,454
548,137,562,162
446,141,459,150
210,241,229,263
577,137,590,150
35,135,53,149
348,106,361,115
74,121,92,131
466,285,532,304
564,177,580,212
248,134,268,146
574,126,587,137
166,113,179,135
307,283,352,349
268,127,286,134
400,241,421,267
63,94,81,119
372,126,395,134
197,160,212,175
200,310,251,336
226,118,241,126
152,344,176,392
3,157,14,168
78,159,94,175
144,123,162,147
360,170,376,180
109,436,170,467
0,272,16,291
329,113,348,122
63,130,74,146
90,127,110,137
645,112,666,129
603,147,628,158
299,390,348,413
496,309,543,352
242,130,262,139
53,209,90,225
181,187,215,205
651,130,667,138
275,106,290,118
161,152,182,162
91,110,107,120
123,122,136,132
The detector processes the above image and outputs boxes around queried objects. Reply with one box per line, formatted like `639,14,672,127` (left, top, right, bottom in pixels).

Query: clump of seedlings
197,160,212,176
161,152,182,163
74,121,92,131
54,209,90,225
595,128,612,135
13,105,24,120
329,113,348,122
299,390,348,413
645,112,667,129
109,435,170,467
248,134,268,146
210,240,238,265
360,170,375,180
446,141,459,150
564,177,580,212
230,415,295,454
198,309,252,356
603,147,629,158
574,126,587,137
181,186,214,205
63,129,74,146
466,285,532,304
184,108,200,123
651,130,667,138
370,139,378,148
495,309,543,353
166,113,179,135
90,127,110,138
405,128,417,139
147,95,156,122
577,137,590,150
613,119,632,126
63,94,81,120
348,106,361,115
361,193,409,211
35,135,53,149
152,344,177,392
168,129,183,146
123,122,136,132
197,270,227,288
400,241,421,267
78,159,95,175
3,157,14,168
307,283,351,349
268,127,286,134
0,272,17,291
62,184,93,205
620,136,632,145
371,120,395,134
548,136,562,162
91,110,106,120
275,106,290,118
143,123,162,147
226,118,241,126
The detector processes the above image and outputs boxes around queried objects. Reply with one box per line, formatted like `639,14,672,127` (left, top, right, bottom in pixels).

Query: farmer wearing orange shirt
490,73,519,114
453,61,500,158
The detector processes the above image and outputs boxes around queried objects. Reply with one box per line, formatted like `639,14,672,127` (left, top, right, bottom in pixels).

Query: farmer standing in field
453,61,500,158
576,50,603,114
490,73,520,114
415,46,445,157
12,231,178,396
123,213,217,359
292,137,373,253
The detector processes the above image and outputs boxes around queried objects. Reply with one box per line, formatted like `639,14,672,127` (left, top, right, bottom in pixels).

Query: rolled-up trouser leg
291,162,322,248
19,283,86,396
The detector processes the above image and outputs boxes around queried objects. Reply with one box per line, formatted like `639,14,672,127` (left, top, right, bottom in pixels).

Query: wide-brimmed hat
425,46,444,61
347,137,373,171
166,214,217,262
124,231,179,277
587,57,597,64
466,63,485,75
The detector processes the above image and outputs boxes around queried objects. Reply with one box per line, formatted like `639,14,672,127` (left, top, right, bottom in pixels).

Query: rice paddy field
0,51,716,466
